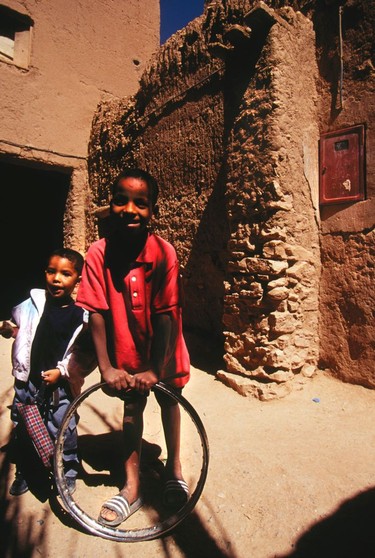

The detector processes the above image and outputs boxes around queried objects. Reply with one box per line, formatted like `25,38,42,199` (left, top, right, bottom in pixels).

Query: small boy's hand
101,366,132,391
0,321,15,338
42,368,61,385
130,370,158,394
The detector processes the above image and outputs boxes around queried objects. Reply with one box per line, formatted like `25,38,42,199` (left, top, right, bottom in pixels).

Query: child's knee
154,388,181,408
124,392,148,416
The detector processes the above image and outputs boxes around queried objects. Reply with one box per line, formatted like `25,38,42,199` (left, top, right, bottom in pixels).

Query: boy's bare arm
151,312,173,373
90,311,132,390
130,312,173,394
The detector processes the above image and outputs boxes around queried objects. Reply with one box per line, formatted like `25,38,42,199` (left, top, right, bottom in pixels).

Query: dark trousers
11,379,79,479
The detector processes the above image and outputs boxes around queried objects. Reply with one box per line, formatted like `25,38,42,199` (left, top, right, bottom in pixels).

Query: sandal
163,478,190,508
98,494,143,527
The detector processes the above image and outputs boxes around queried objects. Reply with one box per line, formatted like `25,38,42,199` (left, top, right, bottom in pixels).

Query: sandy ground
1,334,375,558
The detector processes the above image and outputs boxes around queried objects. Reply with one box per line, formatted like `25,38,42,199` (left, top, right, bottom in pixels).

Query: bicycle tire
54,381,209,542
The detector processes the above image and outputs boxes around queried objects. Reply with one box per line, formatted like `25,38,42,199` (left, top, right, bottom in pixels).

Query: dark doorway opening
0,159,70,318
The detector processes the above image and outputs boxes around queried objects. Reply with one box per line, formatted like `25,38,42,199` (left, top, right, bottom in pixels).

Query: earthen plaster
85,1,375,397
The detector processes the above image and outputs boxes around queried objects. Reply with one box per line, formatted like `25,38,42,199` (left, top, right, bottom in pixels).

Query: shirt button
133,292,138,297
131,276,137,282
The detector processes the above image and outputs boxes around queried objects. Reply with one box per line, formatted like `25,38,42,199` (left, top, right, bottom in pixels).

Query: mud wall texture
0,0,159,252
313,0,375,389
88,0,374,399
88,12,228,349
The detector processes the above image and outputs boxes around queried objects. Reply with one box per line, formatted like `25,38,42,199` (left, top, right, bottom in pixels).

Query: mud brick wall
88,13,229,351
218,6,320,399
87,0,375,398
314,0,375,389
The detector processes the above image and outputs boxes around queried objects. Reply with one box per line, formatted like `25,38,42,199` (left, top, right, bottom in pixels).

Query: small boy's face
45,256,80,300
110,177,153,236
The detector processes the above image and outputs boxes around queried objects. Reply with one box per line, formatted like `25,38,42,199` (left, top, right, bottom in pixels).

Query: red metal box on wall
319,124,365,205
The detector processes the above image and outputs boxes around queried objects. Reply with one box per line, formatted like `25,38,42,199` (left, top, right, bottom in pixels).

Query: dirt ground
1,334,375,558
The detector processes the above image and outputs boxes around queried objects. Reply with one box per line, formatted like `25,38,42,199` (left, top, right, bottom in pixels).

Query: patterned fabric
16,402,54,468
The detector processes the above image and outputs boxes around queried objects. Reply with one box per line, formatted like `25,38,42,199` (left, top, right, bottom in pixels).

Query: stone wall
218,5,321,399
88,0,375,398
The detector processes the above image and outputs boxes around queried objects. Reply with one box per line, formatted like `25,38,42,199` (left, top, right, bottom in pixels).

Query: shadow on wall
182,166,229,375
276,487,375,558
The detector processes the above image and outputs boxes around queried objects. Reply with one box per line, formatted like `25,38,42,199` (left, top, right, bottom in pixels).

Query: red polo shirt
76,233,190,388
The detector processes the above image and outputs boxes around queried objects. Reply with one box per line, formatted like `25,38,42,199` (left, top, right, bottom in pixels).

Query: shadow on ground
276,487,375,558
1,429,236,558
0,448,50,558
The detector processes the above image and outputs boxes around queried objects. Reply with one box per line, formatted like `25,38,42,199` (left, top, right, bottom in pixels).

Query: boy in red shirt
76,168,190,527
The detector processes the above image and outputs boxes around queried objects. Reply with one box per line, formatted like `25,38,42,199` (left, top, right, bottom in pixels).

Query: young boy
76,167,190,527
0,248,91,496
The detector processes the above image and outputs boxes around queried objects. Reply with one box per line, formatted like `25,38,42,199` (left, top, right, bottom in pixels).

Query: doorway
0,159,70,318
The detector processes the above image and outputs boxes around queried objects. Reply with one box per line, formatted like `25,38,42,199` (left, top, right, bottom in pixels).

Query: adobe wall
88,2,318,399
88,22,228,356
88,0,375,398
0,0,159,251
313,0,375,388
219,6,321,399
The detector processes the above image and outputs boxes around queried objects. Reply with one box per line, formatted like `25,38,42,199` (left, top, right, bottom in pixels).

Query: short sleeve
76,242,109,313
152,254,181,313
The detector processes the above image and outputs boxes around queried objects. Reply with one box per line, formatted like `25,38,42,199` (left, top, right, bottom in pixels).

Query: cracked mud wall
219,6,321,400
88,0,375,398
88,10,228,360
314,0,375,389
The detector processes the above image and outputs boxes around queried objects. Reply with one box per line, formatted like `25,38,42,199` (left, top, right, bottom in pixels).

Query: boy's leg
155,389,190,507
8,424,29,495
8,380,32,495
48,385,79,493
160,401,183,478
99,393,146,524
